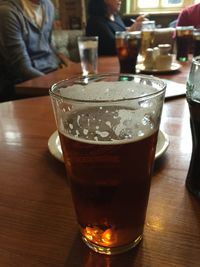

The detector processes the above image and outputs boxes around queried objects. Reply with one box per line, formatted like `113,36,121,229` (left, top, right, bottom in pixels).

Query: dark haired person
0,0,61,102
86,0,147,55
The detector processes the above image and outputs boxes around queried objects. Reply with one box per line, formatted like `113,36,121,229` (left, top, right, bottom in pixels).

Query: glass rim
77,36,98,41
49,73,166,104
115,31,141,37
176,26,194,30
142,20,155,24
193,28,200,32
127,31,141,37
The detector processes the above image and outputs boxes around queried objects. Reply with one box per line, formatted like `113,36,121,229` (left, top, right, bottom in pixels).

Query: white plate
136,62,181,74
163,79,186,99
48,130,169,163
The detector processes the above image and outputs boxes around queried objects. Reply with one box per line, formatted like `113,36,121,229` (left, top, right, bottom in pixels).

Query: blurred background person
86,0,147,55
0,0,62,102
176,3,200,28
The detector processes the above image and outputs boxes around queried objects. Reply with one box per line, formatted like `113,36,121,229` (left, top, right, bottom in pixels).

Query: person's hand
129,14,149,31
57,52,70,68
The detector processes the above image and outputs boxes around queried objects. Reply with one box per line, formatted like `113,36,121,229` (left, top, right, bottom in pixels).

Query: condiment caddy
143,44,173,70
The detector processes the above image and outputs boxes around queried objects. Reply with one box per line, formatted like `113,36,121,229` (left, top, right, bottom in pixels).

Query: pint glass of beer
186,56,200,199
49,74,166,255
140,20,155,59
193,29,200,57
115,31,141,73
176,26,194,61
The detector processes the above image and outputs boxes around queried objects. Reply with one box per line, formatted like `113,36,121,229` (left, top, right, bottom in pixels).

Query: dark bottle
186,98,200,199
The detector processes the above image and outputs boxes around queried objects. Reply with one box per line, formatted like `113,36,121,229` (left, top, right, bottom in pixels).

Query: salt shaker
153,47,160,62
143,48,154,69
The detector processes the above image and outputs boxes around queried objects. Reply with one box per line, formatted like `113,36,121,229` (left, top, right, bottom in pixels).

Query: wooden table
0,93,199,266
15,56,192,97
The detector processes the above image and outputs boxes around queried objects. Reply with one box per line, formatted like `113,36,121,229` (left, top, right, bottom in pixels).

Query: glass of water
78,36,99,76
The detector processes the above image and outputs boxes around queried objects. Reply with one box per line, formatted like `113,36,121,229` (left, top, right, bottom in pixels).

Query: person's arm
176,9,190,26
0,6,44,83
56,52,70,67
128,15,149,31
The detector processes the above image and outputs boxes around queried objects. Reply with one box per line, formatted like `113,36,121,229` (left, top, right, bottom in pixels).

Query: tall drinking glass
193,28,200,57
176,26,194,61
115,31,141,73
78,36,98,76
140,20,155,59
186,56,200,199
49,74,166,255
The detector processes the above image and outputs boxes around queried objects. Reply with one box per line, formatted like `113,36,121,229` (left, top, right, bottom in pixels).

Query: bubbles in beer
61,105,156,144
142,114,154,128
59,81,161,143
119,128,135,139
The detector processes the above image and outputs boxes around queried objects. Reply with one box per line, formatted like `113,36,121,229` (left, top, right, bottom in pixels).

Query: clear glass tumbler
49,73,166,255
77,36,98,76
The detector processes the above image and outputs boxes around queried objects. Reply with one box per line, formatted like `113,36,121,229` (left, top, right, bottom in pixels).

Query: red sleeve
176,9,191,27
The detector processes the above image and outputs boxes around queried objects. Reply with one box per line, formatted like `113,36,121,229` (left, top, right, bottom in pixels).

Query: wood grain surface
15,55,192,97
0,93,199,266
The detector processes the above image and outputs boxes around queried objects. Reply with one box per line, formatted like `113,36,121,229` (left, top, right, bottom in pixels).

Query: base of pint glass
82,234,143,255
186,180,200,199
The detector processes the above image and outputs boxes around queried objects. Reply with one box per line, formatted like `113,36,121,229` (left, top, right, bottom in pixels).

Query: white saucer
48,130,169,163
136,62,181,74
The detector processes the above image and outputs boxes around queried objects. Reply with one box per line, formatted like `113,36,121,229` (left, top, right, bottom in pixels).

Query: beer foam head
60,81,159,102
57,79,166,143
61,105,158,144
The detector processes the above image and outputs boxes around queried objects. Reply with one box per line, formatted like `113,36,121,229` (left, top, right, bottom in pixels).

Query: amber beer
59,106,158,251
140,20,155,59
115,31,141,73
49,74,166,255
140,30,155,58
